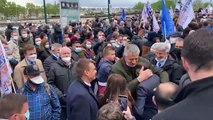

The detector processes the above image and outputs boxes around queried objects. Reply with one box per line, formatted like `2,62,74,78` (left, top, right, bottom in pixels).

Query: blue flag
120,9,126,21
161,0,174,36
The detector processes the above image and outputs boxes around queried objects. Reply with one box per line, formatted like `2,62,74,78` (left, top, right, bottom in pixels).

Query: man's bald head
60,47,71,58
154,82,179,112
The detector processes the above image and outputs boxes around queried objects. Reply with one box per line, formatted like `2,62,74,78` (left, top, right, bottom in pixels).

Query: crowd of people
0,11,213,120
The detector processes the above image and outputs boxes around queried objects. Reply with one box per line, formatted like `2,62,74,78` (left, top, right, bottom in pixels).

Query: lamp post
108,0,110,21
43,0,47,24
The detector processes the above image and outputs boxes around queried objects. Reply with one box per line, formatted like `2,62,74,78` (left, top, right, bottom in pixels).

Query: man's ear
152,96,157,106
83,70,88,77
10,113,18,120
181,57,189,71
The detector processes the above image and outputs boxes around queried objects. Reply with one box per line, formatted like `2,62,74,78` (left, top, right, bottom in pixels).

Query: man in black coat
67,59,99,120
149,42,184,84
48,46,74,120
152,28,213,120
43,43,62,76
5,24,13,41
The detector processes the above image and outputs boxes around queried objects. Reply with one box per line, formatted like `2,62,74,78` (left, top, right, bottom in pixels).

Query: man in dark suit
43,43,62,76
67,59,99,120
153,28,213,120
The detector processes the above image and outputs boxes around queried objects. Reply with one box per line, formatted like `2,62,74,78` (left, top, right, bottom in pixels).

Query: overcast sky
7,0,211,8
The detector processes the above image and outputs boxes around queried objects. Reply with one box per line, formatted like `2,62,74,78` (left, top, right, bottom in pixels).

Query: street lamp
43,0,47,24
108,0,110,21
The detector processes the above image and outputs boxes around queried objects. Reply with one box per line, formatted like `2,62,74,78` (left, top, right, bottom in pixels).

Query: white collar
84,81,91,87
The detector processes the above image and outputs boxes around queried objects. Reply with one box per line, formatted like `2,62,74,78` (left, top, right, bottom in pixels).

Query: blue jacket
133,74,160,120
67,78,99,120
97,59,113,84
21,82,61,120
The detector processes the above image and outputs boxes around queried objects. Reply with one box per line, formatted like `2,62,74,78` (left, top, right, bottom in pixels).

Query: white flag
207,6,213,14
178,0,194,29
141,5,148,23
152,14,160,33
169,7,174,18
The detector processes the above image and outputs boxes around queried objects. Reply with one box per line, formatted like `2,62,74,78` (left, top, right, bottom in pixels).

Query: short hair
21,29,28,33
182,28,213,71
74,59,95,78
97,102,123,120
23,44,35,54
151,42,170,53
40,32,47,39
176,37,184,43
123,44,140,57
0,94,27,119
112,31,120,40
103,46,115,57
203,21,209,27
51,43,62,51
154,82,178,111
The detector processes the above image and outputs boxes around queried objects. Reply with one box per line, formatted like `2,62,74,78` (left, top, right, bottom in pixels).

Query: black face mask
173,48,182,59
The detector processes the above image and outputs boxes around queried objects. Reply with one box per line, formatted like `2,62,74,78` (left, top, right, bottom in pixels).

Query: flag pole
10,76,16,93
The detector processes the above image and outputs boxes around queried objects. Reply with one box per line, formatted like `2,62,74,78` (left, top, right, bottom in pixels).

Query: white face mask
35,41,41,46
155,57,167,64
13,36,19,40
27,54,37,63
62,57,71,63
86,44,92,49
30,76,44,84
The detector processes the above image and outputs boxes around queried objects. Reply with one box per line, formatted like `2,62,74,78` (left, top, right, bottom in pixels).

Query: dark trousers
60,107,67,120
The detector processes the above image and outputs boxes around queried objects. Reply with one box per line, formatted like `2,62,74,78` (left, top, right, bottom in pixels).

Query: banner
0,40,12,96
60,0,80,28
178,0,194,29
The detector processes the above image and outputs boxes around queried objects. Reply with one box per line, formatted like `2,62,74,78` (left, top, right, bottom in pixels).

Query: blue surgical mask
74,47,82,53
45,45,50,49
35,41,41,46
52,53,59,59
7,56,14,61
25,110,30,120
86,44,92,49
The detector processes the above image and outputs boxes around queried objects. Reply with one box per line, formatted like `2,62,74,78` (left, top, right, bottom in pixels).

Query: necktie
157,62,161,68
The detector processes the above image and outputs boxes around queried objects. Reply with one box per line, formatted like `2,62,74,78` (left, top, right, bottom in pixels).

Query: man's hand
137,66,153,82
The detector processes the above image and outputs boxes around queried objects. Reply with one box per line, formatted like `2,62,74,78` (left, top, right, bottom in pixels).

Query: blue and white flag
161,0,175,36
0,40,12,95
146,2,153,17
175,0,183,11
178,0,194,29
